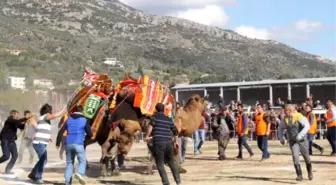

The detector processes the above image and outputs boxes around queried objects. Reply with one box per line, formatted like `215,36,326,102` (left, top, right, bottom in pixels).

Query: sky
119,0,336,60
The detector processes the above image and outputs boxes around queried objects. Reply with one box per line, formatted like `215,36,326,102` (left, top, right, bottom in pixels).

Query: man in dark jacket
0,110,29,174
145,103,181,185
213,107,236,160
56,106,92,185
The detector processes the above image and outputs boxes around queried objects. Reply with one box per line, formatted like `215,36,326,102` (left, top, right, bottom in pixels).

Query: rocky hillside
0,0,334,87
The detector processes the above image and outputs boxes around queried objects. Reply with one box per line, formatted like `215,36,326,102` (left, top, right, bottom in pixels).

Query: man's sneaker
235,155,243,160
194,151,200,155
34,180,44,184
4,171,15,175
28,173,36,181
259,158,268,162
199,149,203,154
74,173,86,185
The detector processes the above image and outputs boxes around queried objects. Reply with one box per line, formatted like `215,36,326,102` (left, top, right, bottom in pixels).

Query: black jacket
0,117,27,141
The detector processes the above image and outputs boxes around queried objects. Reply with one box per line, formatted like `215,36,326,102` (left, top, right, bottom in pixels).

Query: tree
137,64,144,76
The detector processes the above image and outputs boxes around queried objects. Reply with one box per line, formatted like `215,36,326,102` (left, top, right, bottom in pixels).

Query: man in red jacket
194,112,207,154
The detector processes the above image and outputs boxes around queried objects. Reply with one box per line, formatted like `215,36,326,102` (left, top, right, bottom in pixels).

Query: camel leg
100,156,109,177
100,141,111,177
84,139,96,170
176,137,187,174
109,156,121,176
147,151,154,175
59,136,66,160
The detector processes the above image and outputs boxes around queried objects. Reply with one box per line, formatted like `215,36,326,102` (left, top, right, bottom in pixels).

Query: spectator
255,104,271,161
0,110,29,174
235,104,254,159
314,100,322,109
18,110,36,164
56,106,92,185
194,112,206,155
305,105,324,155
28,104,66,184
325,100,336,156
306,98,313,107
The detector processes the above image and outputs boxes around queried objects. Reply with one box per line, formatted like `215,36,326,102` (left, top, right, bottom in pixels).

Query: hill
0,0,335,87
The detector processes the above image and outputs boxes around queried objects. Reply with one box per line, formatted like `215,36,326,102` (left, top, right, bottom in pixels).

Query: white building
8,76,26,89
68,80,80,86
103,58,118,65
33,79,55,90
103,58,124,68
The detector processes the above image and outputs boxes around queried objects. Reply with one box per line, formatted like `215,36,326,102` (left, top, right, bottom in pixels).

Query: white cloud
172,0,237,8
294,20,323,32
119,0,236,9
234,25,271,40
234,20,324,42
172,5,229,27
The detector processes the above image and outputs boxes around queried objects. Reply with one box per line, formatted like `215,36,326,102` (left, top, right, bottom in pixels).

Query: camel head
184,94,209,112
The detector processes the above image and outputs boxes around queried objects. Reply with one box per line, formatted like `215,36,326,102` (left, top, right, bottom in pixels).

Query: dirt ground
0,140,335,185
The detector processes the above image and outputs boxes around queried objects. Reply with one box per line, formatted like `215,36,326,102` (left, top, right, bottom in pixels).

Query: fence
205,120,328,141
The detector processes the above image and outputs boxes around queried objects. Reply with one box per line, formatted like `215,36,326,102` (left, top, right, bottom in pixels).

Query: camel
174,94,209,136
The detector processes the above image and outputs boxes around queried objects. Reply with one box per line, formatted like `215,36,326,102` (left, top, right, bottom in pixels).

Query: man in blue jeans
56,106,92,185
194,112,206,154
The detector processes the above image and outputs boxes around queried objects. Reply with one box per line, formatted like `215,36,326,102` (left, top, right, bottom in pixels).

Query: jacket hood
71,112,85,119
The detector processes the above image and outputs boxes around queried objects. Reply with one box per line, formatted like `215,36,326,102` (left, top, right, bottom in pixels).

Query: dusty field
0,140,335,185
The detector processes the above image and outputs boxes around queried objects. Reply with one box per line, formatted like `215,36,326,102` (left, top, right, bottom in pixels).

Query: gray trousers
218,137,230,157
18,137,34,163
178,136,188,164
289,139,311,165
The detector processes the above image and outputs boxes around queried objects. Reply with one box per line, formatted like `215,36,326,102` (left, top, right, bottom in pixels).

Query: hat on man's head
155,103,165,113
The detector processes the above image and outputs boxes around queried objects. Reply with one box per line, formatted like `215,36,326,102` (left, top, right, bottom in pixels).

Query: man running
278,104,312,181
0,110,29,174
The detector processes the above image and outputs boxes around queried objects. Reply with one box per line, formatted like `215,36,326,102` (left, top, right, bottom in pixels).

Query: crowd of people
176,97,336,183
0,96,335,185
0,104,92,185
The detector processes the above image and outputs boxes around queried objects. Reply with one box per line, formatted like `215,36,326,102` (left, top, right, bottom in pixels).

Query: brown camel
174,94,209,136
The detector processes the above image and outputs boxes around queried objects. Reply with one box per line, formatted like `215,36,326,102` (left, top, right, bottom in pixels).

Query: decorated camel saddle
61,67,113,139
61,67,174,141
110,74,175,117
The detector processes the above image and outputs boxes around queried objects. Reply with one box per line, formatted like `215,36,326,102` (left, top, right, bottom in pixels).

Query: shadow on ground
311,160,336,165
0,177,64,185
186,156,246,161
226,175,297,184
99,180,147,185
22,167,65,174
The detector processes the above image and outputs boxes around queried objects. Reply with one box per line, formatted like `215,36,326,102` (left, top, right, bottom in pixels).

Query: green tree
137,64,144,76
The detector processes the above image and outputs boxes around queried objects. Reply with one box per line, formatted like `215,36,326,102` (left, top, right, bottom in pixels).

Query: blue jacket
56,112,92,146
